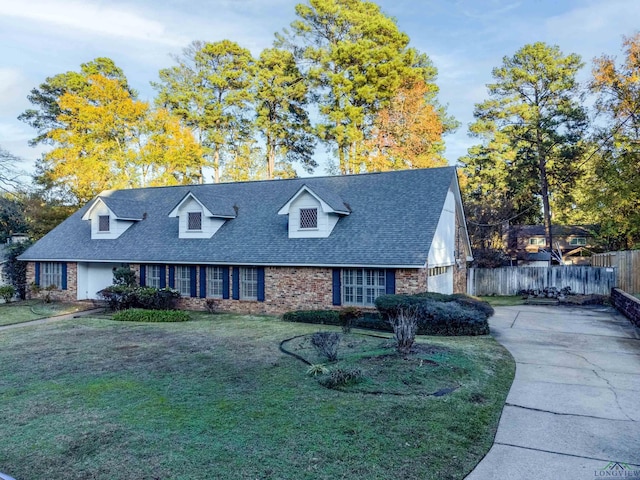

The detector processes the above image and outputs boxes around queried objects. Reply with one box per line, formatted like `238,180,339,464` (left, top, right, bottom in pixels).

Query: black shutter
35,262,40,286
385,269,396,295
257,267,265,302
139,265,146,287
190,266,197,298
200,266,207,298
232,267,240,300
61,263,68,290
159,265,166,288
168,266,175,289
222,266,230,299
332,268,341,306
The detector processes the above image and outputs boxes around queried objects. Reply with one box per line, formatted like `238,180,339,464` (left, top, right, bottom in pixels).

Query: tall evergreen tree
254,48,316,178
280,0,447,174
462,42,588,253
153,40,256,183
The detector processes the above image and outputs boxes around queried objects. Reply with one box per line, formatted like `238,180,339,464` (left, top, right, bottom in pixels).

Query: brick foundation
611,288,640,328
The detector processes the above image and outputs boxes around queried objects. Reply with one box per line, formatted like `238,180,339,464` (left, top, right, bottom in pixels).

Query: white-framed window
187,212,202,231
570,237,587,246
428,266,450,277
342,268,386,307
98,215,110,232
528,237,546,246
207,266,225,298
240,267,258,300
41,262,62,288
147,265,162,289
176,266,191,296
299,208,318,229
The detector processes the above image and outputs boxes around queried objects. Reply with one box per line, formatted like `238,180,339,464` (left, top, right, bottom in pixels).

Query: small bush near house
113,267,137,287
205,298,220,314
339,306,363,333
282,310,340,326
112,308,190,322
311,331,341,362
98,286,180,311
0,285,16,303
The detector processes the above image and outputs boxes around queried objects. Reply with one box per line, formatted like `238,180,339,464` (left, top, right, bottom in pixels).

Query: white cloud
0,68,27,111
0,0,188,46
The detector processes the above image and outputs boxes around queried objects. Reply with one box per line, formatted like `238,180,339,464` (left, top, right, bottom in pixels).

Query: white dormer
278,185,350,238
82,197,142,239
168,192,235,239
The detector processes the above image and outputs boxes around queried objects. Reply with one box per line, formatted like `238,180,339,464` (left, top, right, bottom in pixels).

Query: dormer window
299,208,318,229
98,215,110,232
188,212,202,231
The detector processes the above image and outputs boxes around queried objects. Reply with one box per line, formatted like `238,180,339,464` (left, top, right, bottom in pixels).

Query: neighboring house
19,167,473,314
505,225,596,266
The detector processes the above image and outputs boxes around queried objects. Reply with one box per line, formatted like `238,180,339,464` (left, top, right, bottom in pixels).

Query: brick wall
26,261,78,302
396,268,427,294
611,288,640,328
161,265,430,315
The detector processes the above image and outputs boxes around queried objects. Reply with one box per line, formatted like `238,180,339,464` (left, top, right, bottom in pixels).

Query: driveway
466,304,640,479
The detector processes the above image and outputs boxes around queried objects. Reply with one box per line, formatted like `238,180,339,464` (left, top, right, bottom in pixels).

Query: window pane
342,268,384,307
188,212,202,230
148,265,161,289
299,208,318,229
176,266,190,296
207,266,223,298
240,267,257,300
41,262,62,288
98,215,110,232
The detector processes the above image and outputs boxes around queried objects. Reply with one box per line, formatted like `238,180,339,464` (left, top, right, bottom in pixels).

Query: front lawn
0,299,92,327
0,313,514,480
478,295,525,307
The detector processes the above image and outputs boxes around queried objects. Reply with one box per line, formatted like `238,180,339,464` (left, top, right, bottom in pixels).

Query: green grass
478,295,525,307
0,313,515,480
0,299,92,326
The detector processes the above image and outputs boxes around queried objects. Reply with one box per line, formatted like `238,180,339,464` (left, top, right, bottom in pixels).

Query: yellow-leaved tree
45,74,203,204
365,79,448,171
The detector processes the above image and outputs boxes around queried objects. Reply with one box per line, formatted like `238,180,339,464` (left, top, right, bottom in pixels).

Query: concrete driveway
466,304,640,480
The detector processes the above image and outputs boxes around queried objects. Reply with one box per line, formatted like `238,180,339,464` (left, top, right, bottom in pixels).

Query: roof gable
277,184,350,215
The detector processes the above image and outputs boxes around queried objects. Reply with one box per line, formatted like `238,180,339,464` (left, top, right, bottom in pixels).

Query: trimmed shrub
113,267,137,287
98,286,180,311
0,285,16,303
375,293,490,336
282,310,340,326
112,308,190,322
311,331,341,362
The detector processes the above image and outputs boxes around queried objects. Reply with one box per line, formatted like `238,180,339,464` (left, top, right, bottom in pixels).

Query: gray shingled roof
20,167,457,267
99,196,145,220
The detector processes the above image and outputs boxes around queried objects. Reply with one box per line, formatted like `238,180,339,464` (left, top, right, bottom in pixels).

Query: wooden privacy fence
468,266,617,296
592,250,640,294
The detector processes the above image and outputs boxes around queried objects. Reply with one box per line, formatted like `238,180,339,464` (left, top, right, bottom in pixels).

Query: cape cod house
19,167,473,314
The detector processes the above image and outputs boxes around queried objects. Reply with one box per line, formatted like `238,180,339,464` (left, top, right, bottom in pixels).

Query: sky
0,0,638,179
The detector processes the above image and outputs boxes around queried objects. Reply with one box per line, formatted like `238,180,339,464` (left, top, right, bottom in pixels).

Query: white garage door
427,265,454,294
77,263,119,300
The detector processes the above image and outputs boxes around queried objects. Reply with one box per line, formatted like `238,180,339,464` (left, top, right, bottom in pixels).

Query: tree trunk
537,130,553,259
266,134,275,180
214,149,220,184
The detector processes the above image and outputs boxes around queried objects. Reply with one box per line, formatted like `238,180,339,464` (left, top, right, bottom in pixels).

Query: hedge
98,286,181,311
112,309,190,323
282,293,493,336
376,293,491,336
